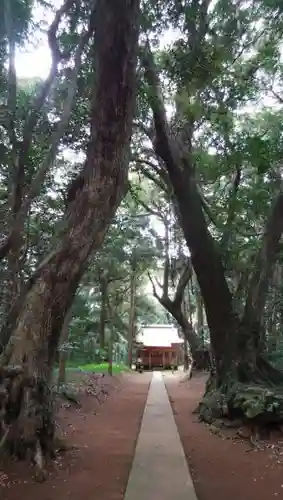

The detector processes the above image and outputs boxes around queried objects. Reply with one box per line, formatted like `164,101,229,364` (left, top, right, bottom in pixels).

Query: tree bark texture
0,0,140,462
242,192,283,354
57,307,73,389
5,0,139,369
99,277,108,351
196,279,204,345
128,267,136,367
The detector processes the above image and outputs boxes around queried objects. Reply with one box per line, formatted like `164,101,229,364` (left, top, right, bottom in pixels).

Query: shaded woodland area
1,0,283,476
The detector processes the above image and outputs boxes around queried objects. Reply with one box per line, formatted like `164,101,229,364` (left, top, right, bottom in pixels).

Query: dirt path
165,371,283,500
1,372,151,500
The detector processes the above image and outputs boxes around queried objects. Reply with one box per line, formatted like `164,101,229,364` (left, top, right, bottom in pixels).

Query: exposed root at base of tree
180,363,193,382
0,366,56,480
196,358,283,429
58,387,81,406
0,365,116,480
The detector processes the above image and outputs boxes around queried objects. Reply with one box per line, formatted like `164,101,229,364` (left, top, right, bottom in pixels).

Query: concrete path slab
124,371,198,500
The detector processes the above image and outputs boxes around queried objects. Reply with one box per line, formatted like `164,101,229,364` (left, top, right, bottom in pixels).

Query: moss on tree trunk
198,352,283,425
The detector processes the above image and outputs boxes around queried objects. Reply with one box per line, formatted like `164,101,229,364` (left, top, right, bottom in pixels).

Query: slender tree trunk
279,265,283,345
149,257,199,359
99,277,108,351
150,282,199,359
128,267,136,367
0,0,140,462
108,327,113,376
183,286,193,371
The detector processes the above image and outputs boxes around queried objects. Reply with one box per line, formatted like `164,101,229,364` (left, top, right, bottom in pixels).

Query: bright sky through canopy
15,0,62,79
15,0,178,80
16,46,51,79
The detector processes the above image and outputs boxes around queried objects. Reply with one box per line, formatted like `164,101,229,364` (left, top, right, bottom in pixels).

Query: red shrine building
135,325,184,370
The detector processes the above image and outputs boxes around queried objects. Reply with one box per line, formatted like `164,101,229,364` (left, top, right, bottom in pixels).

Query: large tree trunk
166,173,237,377
143,45,237,377
0,0,140,465
195,278,204,345
183,337,189,371
57,306,73,390
241,192,283,357
143,43,283,425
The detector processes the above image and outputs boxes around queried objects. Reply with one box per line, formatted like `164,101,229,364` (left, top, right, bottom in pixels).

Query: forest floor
0,371,151,500
2,370,283,500
165,371,283,500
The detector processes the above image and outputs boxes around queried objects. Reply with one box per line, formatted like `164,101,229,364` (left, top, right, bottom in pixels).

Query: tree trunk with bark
148,220,199,359
143,43,283,425
128,266,136,368
196,279,204,346
183,338,189,371
99,276,108,351
108,327,114,376
152,289,199,355
241,192,283,358
0,0,140,467
57,307,73,390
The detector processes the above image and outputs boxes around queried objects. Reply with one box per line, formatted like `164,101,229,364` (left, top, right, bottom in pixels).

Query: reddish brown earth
165,371,283,500
0,372,151,500
3,369,283,500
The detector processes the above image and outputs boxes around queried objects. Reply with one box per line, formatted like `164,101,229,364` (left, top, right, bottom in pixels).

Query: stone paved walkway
124,371,198,500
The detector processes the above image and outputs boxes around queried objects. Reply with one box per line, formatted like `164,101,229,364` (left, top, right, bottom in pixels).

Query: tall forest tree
137,0,283,422
2,0,283,471
0,0,140,465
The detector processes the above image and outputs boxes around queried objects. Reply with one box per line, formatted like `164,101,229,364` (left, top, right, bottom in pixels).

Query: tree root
199,384,283,424
53,435,78,452
0,426,10,451
199,360,283,426
0,365,57,468
33,439,48,482
59,388,80,406
180,365,193,383
228,382,283,421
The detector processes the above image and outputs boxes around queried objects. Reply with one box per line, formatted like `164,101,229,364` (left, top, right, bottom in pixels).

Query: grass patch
53,363,130,385
73,362,129,374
